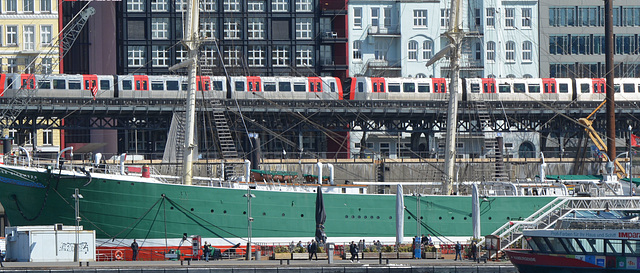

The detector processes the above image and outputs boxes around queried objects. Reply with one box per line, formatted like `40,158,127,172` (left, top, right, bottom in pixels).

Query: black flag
315,186,327,244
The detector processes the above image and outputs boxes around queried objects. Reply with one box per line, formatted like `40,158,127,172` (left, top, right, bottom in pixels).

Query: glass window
408,40,418,61
532,237,551,253
522,8,531,28
151,81,164,90
418,83,430,93
68,80,81,90
272,45,289,67
528,84,540,93
200,17,216,39
559,83,569,93
440,8,449,28
6,0,17,12
248,46,264,67
403,83,415,93
224,0,240,11
279,82,291,91
294,83,305,92
201,0,216,11
371,7,379,27
272,0,288,12
414,10,427,27
505,8,515,28
580,83,590,93
522,41,532,62
224,46,241,67
248,18,264,39
23,25,35,51
295,0,311,12
353,41,362,61
152,46,168,67
127,46,145,67
423,40,433,60
247,0,264,12
127,0,144,12
388,84,400,92
499,84,511,93
100,80,111,90
152,18,169,39
487,41,495,61
40,0,51,12
40,25,52,46
296,18,312,39
506,41,515,62
53,79,66,89
624,83,635,93
151,0,168,11
23,0,34,12
224,18,241,39
514,83,525,93
353,7,362,28
296,46,313,67
486,8,495,28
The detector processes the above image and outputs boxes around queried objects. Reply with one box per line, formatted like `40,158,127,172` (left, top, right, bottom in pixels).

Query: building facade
0,0,59,74
539,0,640,78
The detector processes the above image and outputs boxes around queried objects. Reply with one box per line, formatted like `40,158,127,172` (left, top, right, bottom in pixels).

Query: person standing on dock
309,239,318,260
349,241,359,263
131,239,139,261
203,241,211,262
454,241,462,261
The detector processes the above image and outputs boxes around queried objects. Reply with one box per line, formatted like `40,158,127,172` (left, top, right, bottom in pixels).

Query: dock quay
0,259,516,273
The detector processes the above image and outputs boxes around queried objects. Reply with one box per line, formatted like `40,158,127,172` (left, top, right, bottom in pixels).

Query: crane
0,6,95,132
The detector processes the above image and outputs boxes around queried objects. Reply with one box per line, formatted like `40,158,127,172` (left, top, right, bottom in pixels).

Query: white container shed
4,225,95,262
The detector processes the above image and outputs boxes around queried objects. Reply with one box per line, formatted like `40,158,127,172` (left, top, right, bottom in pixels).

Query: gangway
479,196,640,258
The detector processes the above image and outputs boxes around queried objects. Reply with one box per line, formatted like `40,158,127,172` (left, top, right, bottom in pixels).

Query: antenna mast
182,0,200,185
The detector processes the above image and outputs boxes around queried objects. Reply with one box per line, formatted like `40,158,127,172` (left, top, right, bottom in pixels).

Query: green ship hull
0,164,555,247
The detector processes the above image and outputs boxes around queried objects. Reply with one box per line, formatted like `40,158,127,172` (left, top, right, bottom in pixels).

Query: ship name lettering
619,232,640,239
512,256,536,262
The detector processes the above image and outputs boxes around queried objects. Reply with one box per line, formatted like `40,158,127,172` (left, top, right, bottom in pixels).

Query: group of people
454,241,478,261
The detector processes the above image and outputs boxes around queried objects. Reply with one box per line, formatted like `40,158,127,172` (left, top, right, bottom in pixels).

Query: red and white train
1,73,638,102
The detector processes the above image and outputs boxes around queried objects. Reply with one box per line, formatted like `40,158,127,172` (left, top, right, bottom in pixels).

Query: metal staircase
480,197,640,258
210,100,239,178
475,101,509,181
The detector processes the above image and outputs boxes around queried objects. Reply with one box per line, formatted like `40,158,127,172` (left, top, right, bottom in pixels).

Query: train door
371,77,385,100
592,78,606,101
542,78,558,101
308,77,323,99
133,75,149,98
433,78,447,100
20,74,36,89
83,75,98,99
247,76,261,93
0,74,5,96
196,76,211,91
482,78,496,101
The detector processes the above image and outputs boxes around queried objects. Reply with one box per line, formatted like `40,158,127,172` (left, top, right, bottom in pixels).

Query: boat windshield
525,235,640,256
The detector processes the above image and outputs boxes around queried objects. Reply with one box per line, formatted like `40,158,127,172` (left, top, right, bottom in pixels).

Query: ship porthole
300,214,304,217
262,212,266,216
224,210,227,214
451,217,454,220
210,209,214,213
488,217,492,220
358,216,361,219
345,215,348,218
389,216,392,219
191,208,194,211
170,207,174,210
438,217,442,220
420,216,423,220
364,216,367,219
506,217,510,220
376,216,380,219
243,211,247,215
282,213,285,217
464,217,467,220
352,215,355,219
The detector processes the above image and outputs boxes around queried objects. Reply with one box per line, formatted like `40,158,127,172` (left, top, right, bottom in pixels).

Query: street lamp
413,193,422,236
630,125,634,196
243,185,256,260
72,188,83,263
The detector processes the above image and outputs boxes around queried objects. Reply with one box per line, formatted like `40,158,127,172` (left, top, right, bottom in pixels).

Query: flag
315,186,327,244
91,85,98,100
632,134,640,147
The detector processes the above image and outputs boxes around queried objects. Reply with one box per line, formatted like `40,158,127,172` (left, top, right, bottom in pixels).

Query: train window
470,83,481,93
614,84,620,93
529,84,540,93
100,80,111,90
513,83,525,93
68,80,81,90
265,82,276,91
499,84,510,93
624,84,634,93
279,82,291,92
53,79,66,89
403,83,415,93
235,81,245,91
166,81,179,91
330,82,336,92
182,83,188,91
418,83,430,93
559,83,569,93
38,80,51,89
357,82,364,92
309,82,316,92
212,81,223,91
294,83,305,92
580,83,589,93
388,83,401,92
151,81,164,91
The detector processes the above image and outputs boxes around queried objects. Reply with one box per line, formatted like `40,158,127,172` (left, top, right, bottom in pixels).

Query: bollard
86,262,90,267
79,262,82,267
386,258,389,264
379,252,382,264
180,260,184,266
188,259,191,265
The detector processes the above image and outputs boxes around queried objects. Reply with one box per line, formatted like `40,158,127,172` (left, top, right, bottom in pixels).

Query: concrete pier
0,259,517,273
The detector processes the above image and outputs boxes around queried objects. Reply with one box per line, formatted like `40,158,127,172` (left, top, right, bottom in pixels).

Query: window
272,0,288,12
505,8,514,28
353,40,362,61
248,0,264,12
224,0,239,12
23,25,35,51
201,45,217,66
40,0,51,12
506,41,515,62
248,46,264,67
41,58,52,74
522,8,531,28
423,40,433,60
295,18,312,39
223,18,241,39
224,46,241,66
296,45,313,67
408,40,418,61
176,45,187,63
441,9,450,29
375,42,387,60
151,0,167,11
6,26,18,46
40,25,52,46
296,0,311,12
151,18,169,39
42,129,52,145
383,7,392,28
474,8,481,29
152,46,168,67
175,0,187,12
23,0,34,12
127,0,144,12
7,58,17,73
486,8,495,28
200,17,216,38
414,10,427,28
371,8,379,27
127,46,145,67
353,7,362,29
7,0,17,12
247,18,264,39
201,0,216,11
272,45,289,67
522,41,532,62
486,41,495,61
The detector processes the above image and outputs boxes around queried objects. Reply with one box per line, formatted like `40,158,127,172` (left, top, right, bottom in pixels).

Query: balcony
320,30,347,43
366,59,401,70
320,0,347,13
320,56,348,71
367,25,401,37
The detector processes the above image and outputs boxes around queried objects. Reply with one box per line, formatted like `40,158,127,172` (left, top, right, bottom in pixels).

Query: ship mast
182,0,200,185
442,0,464,195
